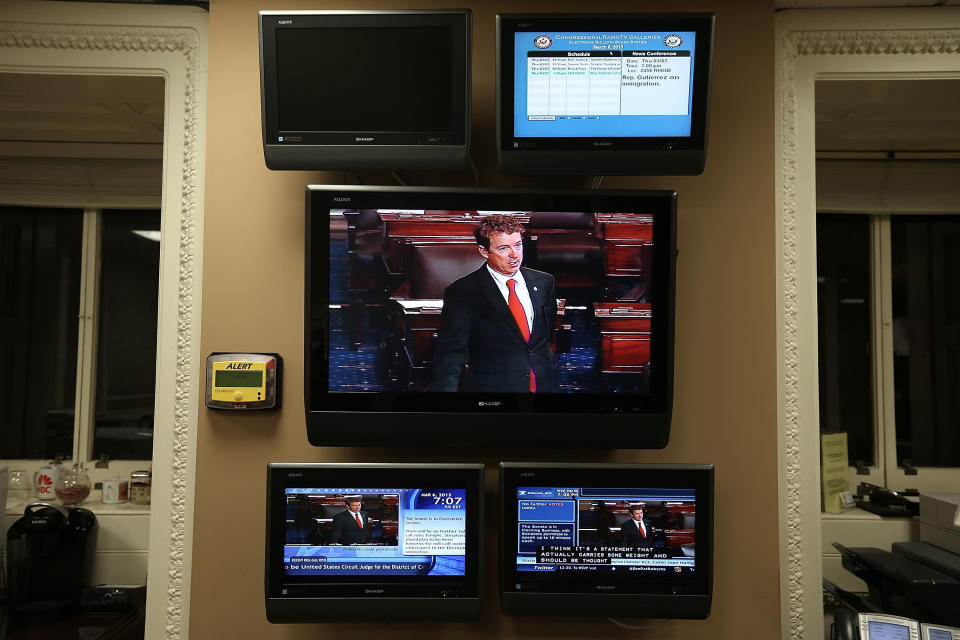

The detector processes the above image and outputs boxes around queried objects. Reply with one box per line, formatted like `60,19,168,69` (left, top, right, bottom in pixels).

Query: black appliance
6,502,99,619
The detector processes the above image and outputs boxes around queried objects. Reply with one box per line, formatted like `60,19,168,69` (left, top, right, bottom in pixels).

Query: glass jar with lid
130,470,151,505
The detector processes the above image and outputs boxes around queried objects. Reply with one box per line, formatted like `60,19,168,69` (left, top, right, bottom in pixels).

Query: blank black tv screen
500,463,714,618
275,27,453,134
259,10,471,171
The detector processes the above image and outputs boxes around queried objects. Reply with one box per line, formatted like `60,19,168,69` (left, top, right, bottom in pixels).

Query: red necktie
639,521,646,538
355,513,362,528
507,279,536,392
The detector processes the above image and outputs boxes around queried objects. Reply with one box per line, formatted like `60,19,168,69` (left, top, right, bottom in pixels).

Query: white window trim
76,209,104,473
871,215,892,488
0,4,207,639
777,8,960,640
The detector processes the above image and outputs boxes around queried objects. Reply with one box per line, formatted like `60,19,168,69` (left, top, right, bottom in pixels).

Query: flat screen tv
259,10,471,171
306,185,677,448
265,462,483,622
500,462,714,618
497,13,715,176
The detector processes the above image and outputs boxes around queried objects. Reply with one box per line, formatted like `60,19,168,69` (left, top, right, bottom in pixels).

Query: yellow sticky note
821,432,850,514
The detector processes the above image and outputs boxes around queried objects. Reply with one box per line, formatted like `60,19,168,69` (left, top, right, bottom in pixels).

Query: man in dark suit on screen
620,504,655,550
430,214,557,393
330,496,371,545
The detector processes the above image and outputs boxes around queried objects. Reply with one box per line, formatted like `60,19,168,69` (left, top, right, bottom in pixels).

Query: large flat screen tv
265,462,484,622
259,10,471,171
306,185,676,448
500,462,714,618
497,13,715,176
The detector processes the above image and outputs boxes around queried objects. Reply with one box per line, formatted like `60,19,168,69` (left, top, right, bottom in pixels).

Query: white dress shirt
486,265,534,334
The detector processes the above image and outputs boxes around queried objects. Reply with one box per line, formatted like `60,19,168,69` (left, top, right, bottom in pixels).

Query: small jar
130,470,152,505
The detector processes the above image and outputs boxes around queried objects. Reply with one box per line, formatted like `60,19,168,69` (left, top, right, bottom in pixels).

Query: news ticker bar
517,556,694,566
286,488,404,494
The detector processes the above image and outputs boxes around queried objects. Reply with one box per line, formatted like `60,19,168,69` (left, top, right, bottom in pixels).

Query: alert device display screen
512,30,697,139
215,369,264,387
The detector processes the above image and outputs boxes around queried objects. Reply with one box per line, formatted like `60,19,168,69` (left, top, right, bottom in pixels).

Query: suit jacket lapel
523,269,548,341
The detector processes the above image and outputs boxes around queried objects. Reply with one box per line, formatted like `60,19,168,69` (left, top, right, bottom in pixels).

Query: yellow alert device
205,352,282,410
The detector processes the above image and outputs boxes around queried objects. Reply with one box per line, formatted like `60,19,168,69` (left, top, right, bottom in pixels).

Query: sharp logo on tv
355,137,375,143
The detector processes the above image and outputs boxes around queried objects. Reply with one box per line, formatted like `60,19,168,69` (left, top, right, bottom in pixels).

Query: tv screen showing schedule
513,31,697,139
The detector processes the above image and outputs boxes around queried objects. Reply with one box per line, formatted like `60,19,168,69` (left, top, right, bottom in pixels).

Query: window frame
820,211,960,494
1,207,154,495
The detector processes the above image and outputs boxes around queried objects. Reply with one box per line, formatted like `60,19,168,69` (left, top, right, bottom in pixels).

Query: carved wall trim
0,19,202,640
779,20,960,640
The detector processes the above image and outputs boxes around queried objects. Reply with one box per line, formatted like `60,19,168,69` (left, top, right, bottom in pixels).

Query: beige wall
192,0,778,637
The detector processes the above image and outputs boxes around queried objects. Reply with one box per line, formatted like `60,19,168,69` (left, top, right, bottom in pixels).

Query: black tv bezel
265,462,484,622
305,184,677,448
496,12,715,176
259,9,472,171
499,462,714,618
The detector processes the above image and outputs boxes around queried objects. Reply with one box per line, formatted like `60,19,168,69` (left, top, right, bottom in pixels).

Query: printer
920,493,960,555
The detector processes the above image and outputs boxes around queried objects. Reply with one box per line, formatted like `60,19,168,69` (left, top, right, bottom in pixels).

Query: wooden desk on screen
594,302,651,374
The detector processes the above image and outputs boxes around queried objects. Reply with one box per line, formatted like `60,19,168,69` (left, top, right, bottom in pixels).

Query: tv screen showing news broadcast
265,463,483,621
500,463,713,618
283,487,466,578
512,486,697,576
305,186,677,448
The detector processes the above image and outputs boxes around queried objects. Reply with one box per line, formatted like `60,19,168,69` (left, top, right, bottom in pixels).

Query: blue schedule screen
513,30,697,139
284,488,466,577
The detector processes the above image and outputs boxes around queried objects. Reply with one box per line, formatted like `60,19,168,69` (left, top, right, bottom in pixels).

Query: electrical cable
607,617,670,631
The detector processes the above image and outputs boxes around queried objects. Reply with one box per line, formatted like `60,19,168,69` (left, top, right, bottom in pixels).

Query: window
0,206,160,480
817,212,960,492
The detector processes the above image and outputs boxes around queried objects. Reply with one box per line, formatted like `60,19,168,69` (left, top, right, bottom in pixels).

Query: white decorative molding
780,28,807,640
792,29,960,55
0,15,203,640
778,15,960,640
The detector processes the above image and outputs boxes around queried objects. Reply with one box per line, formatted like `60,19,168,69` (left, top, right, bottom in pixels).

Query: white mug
102,476,128,504
34,463,62,501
